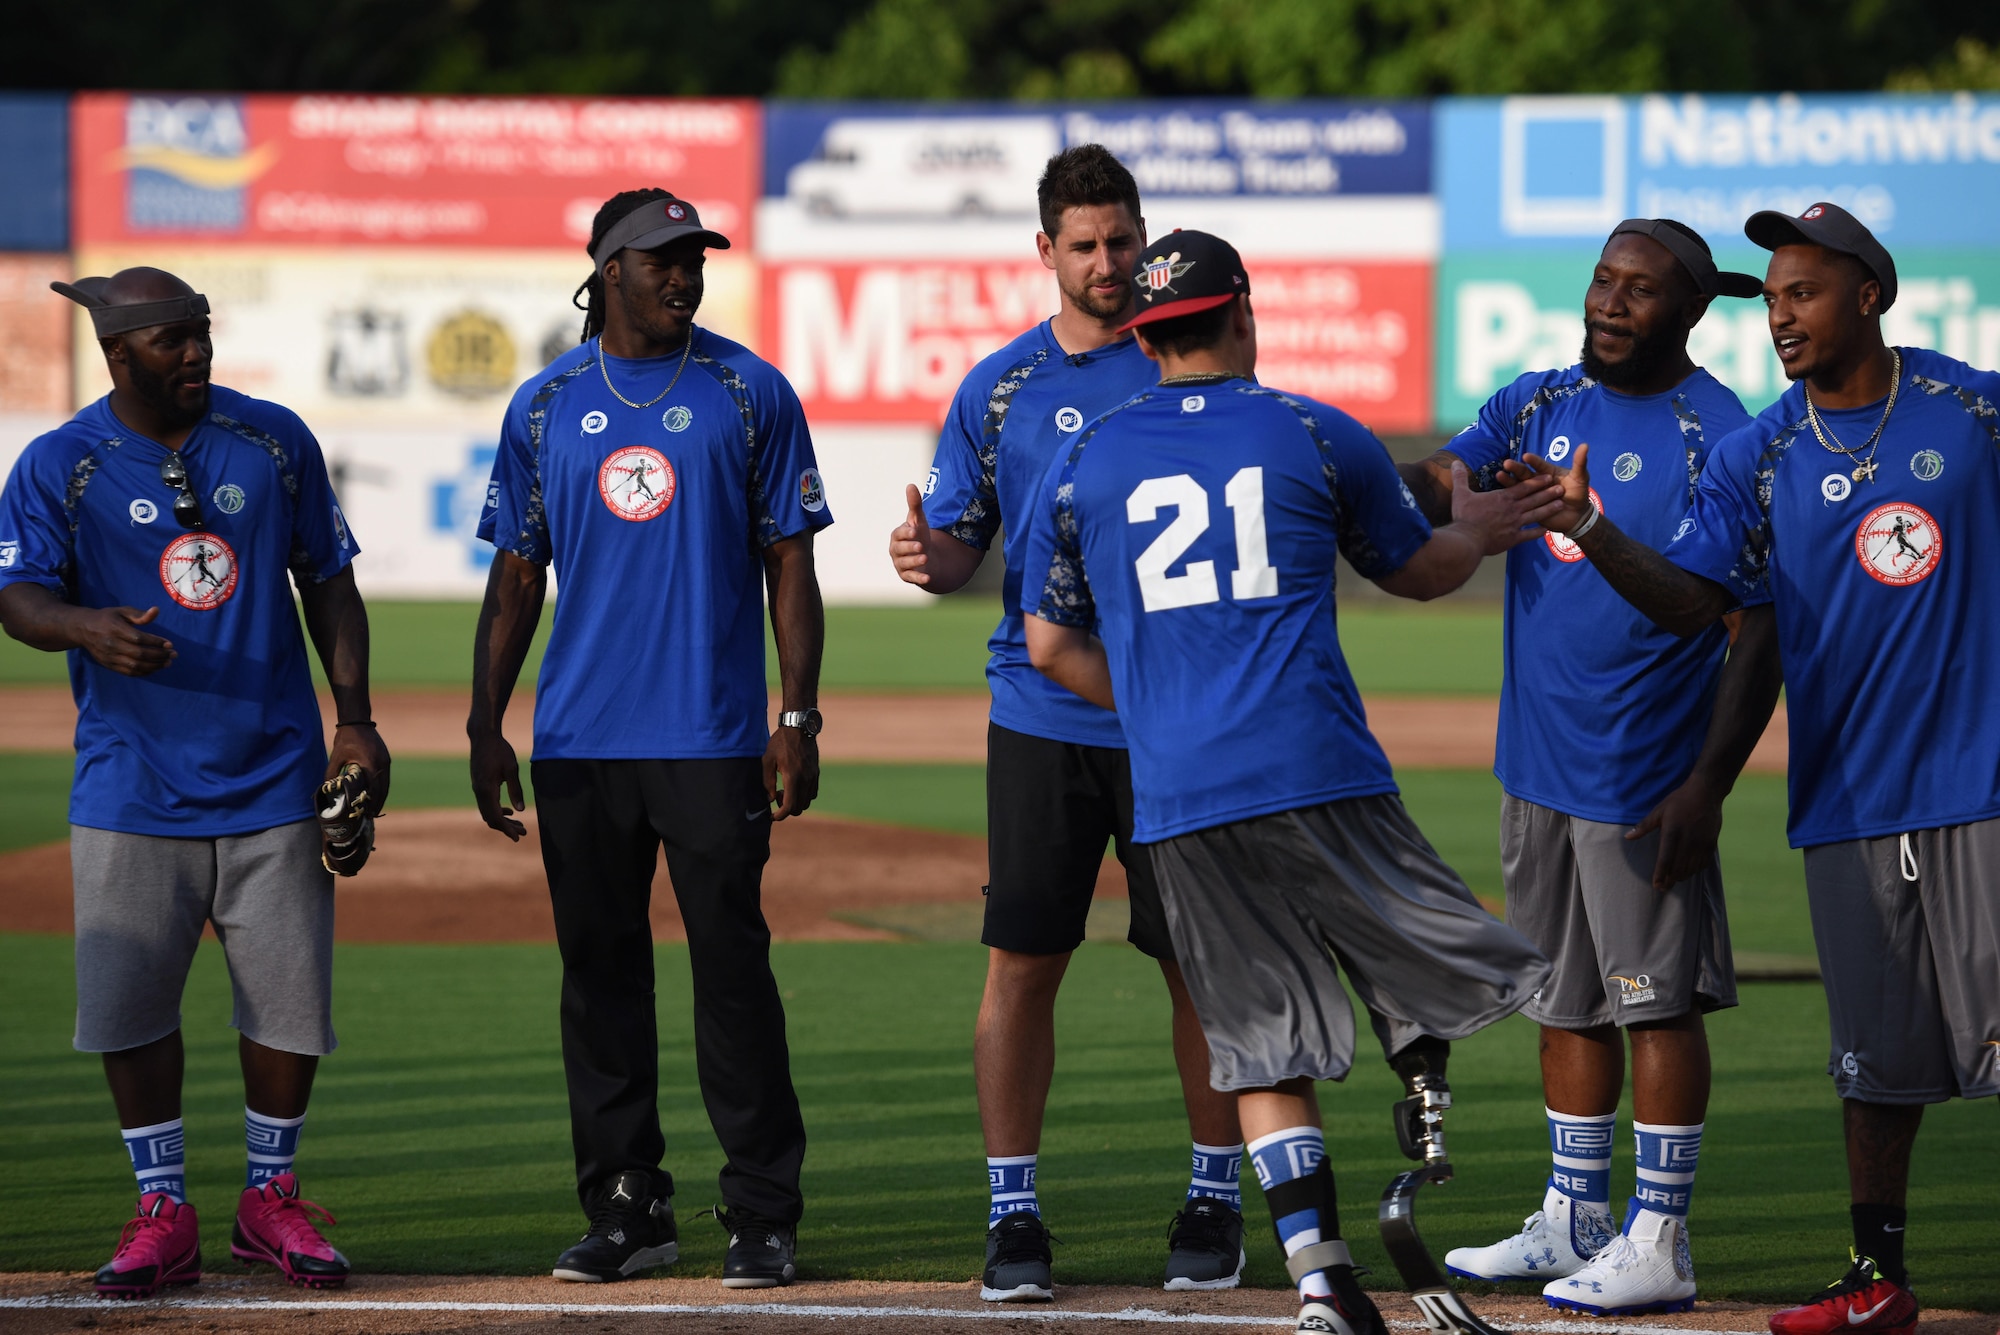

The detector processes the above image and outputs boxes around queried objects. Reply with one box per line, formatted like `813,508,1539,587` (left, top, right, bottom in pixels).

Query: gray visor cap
1608,219,1763,299
591,195,731,272
52,277,211,337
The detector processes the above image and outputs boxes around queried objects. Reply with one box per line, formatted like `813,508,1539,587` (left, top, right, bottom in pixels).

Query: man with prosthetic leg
1018,231,1557,1335
1528,203,2000,1335
1399,220,1762,1314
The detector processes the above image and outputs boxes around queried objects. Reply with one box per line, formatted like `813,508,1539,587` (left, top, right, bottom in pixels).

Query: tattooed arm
1527,443,1735,637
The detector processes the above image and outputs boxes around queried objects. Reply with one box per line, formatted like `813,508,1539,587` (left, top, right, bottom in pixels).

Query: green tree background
7,0,1998,96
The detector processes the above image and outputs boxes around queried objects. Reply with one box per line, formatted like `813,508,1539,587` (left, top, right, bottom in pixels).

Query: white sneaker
1542,1209,1696,1315
1444,1187,1611,1281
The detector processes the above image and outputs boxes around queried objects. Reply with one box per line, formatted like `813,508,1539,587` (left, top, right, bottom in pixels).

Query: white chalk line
0,1294,1764,1333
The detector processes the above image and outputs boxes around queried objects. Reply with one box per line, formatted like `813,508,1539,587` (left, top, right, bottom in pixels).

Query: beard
126,353,209,431
1062,272,1132,322
1580,321,1683,391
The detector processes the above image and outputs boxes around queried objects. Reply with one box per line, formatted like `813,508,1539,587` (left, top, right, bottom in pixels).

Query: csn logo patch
798,468,827,514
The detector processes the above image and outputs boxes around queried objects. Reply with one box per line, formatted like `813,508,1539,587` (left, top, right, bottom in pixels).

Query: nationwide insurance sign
1435,93,2000,427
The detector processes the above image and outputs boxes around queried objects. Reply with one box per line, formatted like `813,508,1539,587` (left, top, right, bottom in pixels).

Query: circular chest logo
1181,395,1205,413
1612,452,1643,482
581,410,608,435
1545,434,1571,463
1545,488,1604,564
662,405,694,433
212,483,245,515
1911,449,1944,482
129,498,158,524
598,446,676,521
799,467,827,514
159,533,239,610
1055,406,1084,433
1855,502,1941,586
1821,473,1852,504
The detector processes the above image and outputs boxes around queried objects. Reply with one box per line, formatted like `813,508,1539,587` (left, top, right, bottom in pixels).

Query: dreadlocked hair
573,187,674,343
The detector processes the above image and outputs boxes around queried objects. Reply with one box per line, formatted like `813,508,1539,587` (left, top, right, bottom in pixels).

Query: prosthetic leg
1378,1039,1507,1335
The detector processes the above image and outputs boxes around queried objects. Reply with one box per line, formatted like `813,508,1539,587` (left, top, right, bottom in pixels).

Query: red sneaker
96,1193,201,1298
231,1173,350,1288
1769,1253,1917,1335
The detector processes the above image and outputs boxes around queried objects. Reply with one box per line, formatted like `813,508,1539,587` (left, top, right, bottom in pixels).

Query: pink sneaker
96,1193,201,1298
231,1173,350,1288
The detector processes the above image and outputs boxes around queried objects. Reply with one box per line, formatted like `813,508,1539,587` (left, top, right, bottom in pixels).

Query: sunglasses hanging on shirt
158,453,206,530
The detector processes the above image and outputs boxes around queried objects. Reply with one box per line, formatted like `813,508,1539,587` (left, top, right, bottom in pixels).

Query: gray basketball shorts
1148,794,1551,1093
1803,817,2000,1104
1500,794,1737,1030
71,820,337,1056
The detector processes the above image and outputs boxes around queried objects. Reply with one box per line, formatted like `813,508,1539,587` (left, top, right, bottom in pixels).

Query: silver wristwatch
778,708,823,738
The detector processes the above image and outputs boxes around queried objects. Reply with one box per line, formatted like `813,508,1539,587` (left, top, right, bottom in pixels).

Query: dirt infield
0,687,1792,772
0,1272,1988,1335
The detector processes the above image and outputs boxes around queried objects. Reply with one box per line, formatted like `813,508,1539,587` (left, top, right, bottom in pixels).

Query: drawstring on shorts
1899,833,1919,883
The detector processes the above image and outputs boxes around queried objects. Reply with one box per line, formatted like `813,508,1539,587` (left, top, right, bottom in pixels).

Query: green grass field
0,598,1505,695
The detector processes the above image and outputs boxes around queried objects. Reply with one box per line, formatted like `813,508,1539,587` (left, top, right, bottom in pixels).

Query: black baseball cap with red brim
1744,201,1898,311
591,194,731,273
1119,230,1249,333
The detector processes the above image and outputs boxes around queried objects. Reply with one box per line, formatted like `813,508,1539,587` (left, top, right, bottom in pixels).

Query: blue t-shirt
1664,347,2000,847
925,321,1159,748
1019,379,1434,842
1446,366,1751,824
478,329,831,761
0,388,356,837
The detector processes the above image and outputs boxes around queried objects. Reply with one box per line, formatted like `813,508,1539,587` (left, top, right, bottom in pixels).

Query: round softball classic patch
1854,502,1941,586
598,446,676,521
159,532,239,610
1545,488,1603,563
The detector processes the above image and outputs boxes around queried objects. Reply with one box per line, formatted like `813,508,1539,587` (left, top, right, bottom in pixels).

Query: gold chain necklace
598,330,694,410
1804,348,1901,484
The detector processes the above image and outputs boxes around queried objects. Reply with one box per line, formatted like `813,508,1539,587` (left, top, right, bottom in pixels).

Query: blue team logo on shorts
662,405,693,433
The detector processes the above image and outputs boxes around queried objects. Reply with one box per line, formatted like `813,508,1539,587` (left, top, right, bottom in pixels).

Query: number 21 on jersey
1128,467,1278,612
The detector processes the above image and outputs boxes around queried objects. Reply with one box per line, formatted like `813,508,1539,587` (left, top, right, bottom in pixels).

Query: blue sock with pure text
122,1119,186,1203
1249,1126,1335,1300
987,1154,1039,1228
1187,1141,1244,1209
1546,1107,1615,1210
245,1107,307,1190
1629,1120,1703,1227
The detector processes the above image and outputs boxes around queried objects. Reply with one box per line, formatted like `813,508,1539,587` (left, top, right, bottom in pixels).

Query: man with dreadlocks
469,189,831,1289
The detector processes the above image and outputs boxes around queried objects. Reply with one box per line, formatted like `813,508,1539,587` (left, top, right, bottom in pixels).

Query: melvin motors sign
1441,93,2000,250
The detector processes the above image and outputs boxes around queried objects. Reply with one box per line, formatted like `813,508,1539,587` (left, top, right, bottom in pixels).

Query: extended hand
469,729,527,841
74,605,176,676
1628,775,1723,891
327,723,392,817
889,483,934,585
763,725,819,820
1449,460,1563,555
1522,443,1596,534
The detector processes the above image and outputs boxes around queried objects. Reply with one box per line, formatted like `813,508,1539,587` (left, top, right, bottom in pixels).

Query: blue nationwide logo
120,97,276,232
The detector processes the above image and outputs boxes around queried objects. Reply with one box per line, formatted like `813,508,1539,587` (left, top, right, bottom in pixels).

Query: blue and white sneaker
1542,1208,1696,1316
1445,1186,1611,1281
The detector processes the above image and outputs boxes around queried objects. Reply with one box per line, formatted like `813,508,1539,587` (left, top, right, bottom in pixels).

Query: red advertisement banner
761,259,1431,434
72,94,760,250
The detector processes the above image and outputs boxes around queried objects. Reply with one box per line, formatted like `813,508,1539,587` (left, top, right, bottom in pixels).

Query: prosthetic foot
1377,1039,1508,1335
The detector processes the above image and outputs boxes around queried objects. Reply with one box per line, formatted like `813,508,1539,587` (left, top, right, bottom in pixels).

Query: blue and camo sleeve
479,360,590,565
1258,387,1432,580
1020,429,1097,629
924,348,1047,549
1663,418,1791,608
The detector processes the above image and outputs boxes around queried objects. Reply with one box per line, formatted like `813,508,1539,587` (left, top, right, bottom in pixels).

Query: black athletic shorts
982,722,1174,960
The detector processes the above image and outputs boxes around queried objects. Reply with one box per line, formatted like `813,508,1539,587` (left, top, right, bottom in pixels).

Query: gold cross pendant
1853,460,1877,482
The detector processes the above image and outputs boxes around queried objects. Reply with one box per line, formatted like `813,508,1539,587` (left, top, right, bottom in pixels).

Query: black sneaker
981,1211,1054,1302
1164,1197,1246,1290
552,1171,679,1282
714,1206,797,1288
1297,1267,1388,1335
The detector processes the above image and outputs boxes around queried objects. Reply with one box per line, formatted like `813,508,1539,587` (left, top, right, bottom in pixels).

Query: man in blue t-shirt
0,268,387,1297
1019,230,1557,1335
468,191,831,1290
1529,203,2000,1334
888,146,1248,1301
1396,221,1764,1314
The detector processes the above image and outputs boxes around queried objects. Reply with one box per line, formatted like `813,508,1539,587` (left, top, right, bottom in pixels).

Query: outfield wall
0,92,1995,600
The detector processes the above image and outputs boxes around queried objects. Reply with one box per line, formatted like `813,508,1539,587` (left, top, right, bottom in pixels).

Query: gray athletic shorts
1149,794,1551,1092
72,820,337,1056
1803,817,2000,1103
1501,794,1737,1030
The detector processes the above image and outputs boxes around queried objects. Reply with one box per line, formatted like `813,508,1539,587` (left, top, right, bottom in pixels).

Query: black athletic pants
532,756,806,1226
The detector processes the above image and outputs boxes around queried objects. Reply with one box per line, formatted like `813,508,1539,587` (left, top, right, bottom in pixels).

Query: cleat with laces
1542,1208,1695,1315
712,1205,797,1288
981,1210,1054,1302
1164,1197,1246,1290
231,1173,349,1288
553,1171,678,1282
1768,1252,1917,1335
96,1193,201,1299
1446,1185,1610,1281
1298,1269,1389,1335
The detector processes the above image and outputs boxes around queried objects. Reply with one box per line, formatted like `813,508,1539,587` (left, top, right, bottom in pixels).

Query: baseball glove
317,762,376,877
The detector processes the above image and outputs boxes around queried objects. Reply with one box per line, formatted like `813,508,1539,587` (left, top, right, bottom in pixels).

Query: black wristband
336,719,376,729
